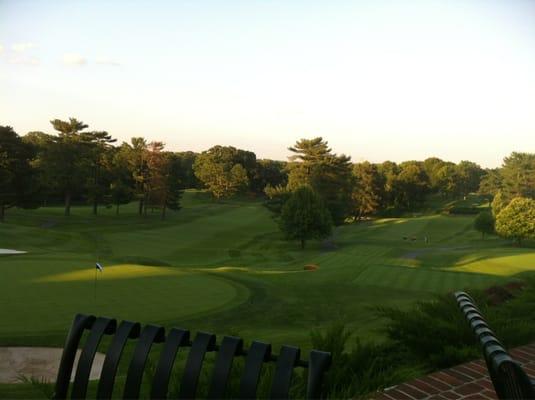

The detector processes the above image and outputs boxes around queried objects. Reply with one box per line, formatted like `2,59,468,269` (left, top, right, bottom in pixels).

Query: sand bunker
0,249,27,255
0,347,104,384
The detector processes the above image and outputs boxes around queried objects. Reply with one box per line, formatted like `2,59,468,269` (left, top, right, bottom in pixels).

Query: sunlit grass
36,264,183,282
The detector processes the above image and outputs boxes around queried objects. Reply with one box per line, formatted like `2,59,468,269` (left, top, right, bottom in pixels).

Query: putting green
0,263,249,338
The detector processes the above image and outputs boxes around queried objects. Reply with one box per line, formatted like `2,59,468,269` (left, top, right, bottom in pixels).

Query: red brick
380,388,414,400
509,349,532,363
481,389,498,399
455,364,485,379
421,376,452,391
513,345,535,358
395,383,429,399
521,344,535,355
464,395,488,400
454,382,485,396
522,364,535,376
464,360,488,374
429,371,464,387
477,378,495,391
371,392,398,400
409,378,442,395
436,391,458,399
441,368,473,384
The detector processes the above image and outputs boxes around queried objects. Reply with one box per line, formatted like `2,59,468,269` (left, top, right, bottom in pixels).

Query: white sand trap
0,248,27,255
0,347,104,384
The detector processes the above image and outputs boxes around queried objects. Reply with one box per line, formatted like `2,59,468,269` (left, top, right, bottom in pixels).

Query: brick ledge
370,342,535,400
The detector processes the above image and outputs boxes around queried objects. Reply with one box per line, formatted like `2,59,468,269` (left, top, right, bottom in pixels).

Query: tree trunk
161,204,167,220
0,203,4,222
300,238,305,249
64,192,71,216
116,203,120,215
138,199,144,215
93,199,98,215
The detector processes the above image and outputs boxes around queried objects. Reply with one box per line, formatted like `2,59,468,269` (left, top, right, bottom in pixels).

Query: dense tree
158,153,185,219
495,197,535,246
123,137,150,215
109,145,135,214
435,163,459,197
264,184,291,216
143,142,184,219
251,159,288,194
377,161,399,209
392,161,429,210
174,151,201,189
473,211,495,239
491,191,508,217
351,162,384,219
22,132,54,205
44,118,92,216
500,152,535,200
478,169,502,205
83,131,116,215
0,126,39,221
423,157,448,192
456,161,484,197
287,138,352,225
279,185,332,249
193,145,250,199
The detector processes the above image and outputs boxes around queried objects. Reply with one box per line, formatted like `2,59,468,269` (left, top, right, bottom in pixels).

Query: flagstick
94,267,98,301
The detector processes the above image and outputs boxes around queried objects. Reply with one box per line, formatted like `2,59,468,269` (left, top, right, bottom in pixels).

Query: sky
1,0,534,168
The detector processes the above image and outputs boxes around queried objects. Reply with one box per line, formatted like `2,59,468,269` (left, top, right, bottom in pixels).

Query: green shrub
310,323,423,398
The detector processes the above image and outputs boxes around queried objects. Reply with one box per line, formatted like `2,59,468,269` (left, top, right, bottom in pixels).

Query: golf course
1,190,534,353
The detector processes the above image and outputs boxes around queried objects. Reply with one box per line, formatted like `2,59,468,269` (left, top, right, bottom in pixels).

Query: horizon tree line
1,118,534,247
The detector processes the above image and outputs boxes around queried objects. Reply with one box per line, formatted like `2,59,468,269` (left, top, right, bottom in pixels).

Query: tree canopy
287,137,353,225
495,197,535,246
0,126,39,221
279,185,332,249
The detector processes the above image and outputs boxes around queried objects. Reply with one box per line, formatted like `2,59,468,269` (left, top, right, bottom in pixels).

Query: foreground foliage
314,277,535,398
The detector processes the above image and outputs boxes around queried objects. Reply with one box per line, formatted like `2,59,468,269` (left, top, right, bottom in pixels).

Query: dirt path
0,347,104,384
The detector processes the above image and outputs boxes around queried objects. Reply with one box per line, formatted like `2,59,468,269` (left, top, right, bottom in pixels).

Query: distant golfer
95,262,103,272
424,236,429,244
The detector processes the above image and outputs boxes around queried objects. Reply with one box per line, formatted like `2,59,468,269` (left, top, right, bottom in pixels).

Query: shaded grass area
1,191,534,397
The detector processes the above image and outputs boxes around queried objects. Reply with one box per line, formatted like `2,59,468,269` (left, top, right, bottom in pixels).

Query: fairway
1,191,534,349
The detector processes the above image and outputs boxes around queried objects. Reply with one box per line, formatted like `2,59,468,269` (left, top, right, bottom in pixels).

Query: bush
310,323,422,398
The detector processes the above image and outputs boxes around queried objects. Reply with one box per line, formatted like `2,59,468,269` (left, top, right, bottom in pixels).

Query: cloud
63,53,87,66
8,56,40,66
0,44,3,54
12,42,35,52
96,57,121,66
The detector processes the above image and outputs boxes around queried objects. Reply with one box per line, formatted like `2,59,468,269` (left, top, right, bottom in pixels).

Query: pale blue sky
1,0,534,167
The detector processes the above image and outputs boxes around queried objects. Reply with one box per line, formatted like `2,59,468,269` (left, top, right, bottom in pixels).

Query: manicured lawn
1,191,534,396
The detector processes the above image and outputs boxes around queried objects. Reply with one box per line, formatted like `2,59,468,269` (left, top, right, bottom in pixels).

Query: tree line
1,119,533,247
